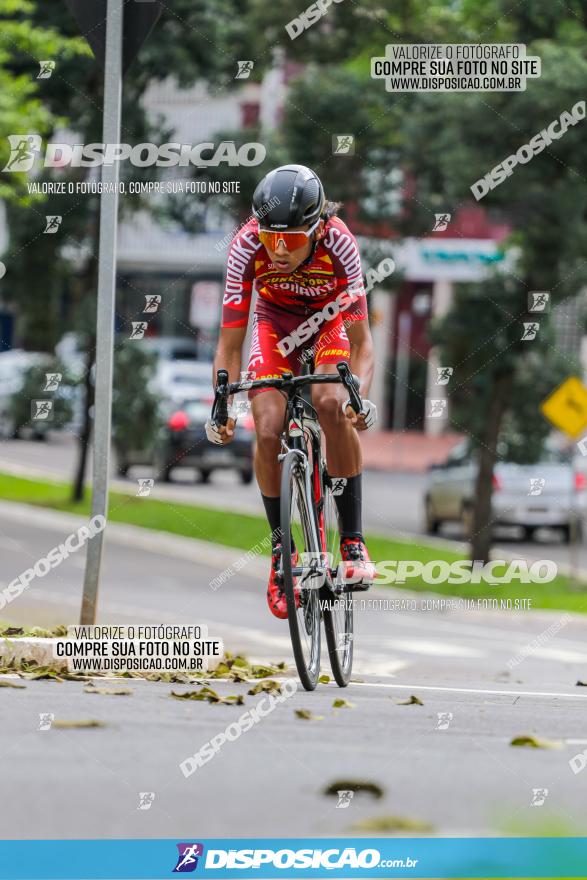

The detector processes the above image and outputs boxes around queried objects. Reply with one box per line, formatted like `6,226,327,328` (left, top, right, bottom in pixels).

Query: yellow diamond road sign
541,376,587,438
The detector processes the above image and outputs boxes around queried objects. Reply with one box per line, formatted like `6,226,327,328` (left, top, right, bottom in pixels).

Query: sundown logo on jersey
320,348,348,357
262,273,332,286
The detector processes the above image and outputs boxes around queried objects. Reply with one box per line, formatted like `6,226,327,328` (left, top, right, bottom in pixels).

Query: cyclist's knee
255,419,281,451
313,390,345,429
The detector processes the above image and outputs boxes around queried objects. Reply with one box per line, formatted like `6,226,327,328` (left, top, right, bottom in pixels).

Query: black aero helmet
252,164,325,230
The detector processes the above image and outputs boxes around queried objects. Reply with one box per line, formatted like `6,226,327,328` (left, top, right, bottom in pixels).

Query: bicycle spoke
322,473,354,686
281,452,321,690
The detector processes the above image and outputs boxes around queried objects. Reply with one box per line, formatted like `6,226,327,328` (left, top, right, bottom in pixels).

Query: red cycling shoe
339,537,376,591
267,543,300,619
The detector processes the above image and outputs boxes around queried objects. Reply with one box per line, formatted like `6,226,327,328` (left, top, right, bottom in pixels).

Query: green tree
398,31,587,560
0,0,89,202
274,1,587,560
2,0,271,500
111,341,161,473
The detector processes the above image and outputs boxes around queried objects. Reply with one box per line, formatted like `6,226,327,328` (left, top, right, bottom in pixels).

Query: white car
0,349,54,438
424,440,586,543
150,359,212,405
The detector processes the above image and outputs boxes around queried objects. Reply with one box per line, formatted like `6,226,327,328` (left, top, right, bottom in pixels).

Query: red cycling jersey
221,215,367,328
221,215,367,386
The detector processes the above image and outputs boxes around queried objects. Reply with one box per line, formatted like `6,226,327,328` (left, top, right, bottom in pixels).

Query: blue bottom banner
0,837,587,879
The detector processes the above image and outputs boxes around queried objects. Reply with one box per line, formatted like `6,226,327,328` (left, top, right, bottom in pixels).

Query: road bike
211,361,363,691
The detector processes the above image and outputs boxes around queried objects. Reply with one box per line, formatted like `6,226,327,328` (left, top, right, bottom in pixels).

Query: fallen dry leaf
510,734,563,750
323,780,384,799
171,687,244,705
295,709,323,721
84,686,132,696
52,719,106,729
248,680,282,695
395,694,424,706
351,815,433,833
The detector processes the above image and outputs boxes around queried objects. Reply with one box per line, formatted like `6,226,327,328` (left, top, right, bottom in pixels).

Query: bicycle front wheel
280,450,321,691
321,472,354,686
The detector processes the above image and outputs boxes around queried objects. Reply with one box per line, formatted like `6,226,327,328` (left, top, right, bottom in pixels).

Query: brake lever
211,369,229,426
336,362,363,414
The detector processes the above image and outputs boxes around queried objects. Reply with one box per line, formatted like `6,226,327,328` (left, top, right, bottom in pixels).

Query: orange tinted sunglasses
258,218,321,252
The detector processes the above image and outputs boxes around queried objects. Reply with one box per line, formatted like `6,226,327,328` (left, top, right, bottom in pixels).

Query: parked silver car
424,440,586,543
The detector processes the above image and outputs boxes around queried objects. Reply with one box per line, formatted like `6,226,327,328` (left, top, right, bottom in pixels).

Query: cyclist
206,164,377,618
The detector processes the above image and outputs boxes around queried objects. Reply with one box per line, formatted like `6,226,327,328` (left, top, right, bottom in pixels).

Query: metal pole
392,311,411,431
80,0,123,624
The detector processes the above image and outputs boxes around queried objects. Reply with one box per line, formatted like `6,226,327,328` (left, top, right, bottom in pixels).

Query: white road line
150,676,587,701
349,681,587,699
383,639,486,658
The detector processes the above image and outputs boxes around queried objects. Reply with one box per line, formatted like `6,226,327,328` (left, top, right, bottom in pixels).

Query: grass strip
0,471,586,613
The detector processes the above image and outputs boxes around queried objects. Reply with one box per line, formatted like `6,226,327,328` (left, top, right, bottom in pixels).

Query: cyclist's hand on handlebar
342,398,378,431
205,417,237,445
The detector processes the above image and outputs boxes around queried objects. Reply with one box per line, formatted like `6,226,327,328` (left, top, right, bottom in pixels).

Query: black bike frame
211,361,363,586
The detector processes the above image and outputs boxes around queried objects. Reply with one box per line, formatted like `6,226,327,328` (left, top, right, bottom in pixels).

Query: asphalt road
0,434,584,571
1,505,587,839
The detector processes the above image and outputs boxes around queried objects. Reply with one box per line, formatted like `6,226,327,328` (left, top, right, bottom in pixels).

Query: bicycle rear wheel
280,450,321,691
321,472,354,686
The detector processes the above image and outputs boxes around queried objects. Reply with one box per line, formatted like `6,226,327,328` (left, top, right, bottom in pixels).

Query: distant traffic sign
64,0,161,74
541,376,587,438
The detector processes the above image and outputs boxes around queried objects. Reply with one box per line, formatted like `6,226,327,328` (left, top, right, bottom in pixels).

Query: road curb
0,498,268,581
0,636,62,668
1,499,586,617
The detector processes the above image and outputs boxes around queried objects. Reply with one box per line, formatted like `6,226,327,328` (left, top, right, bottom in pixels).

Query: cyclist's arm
215,222,257,385
210,225,257,440
213,326,247,386
346,318,374,396
208,326,246,443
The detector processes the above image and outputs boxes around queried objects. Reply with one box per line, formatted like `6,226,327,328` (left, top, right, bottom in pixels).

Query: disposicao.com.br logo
202,846,418,870
173,842,204,873
2,135,266,172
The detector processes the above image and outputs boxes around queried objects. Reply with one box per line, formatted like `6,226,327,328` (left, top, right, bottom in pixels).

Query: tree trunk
470,370,514,563
70,202,100,503
71,339,95,503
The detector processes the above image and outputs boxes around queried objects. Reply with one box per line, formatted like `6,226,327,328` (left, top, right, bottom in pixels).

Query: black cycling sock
261,494,293,551
261,494,281,540
333,474,364,542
